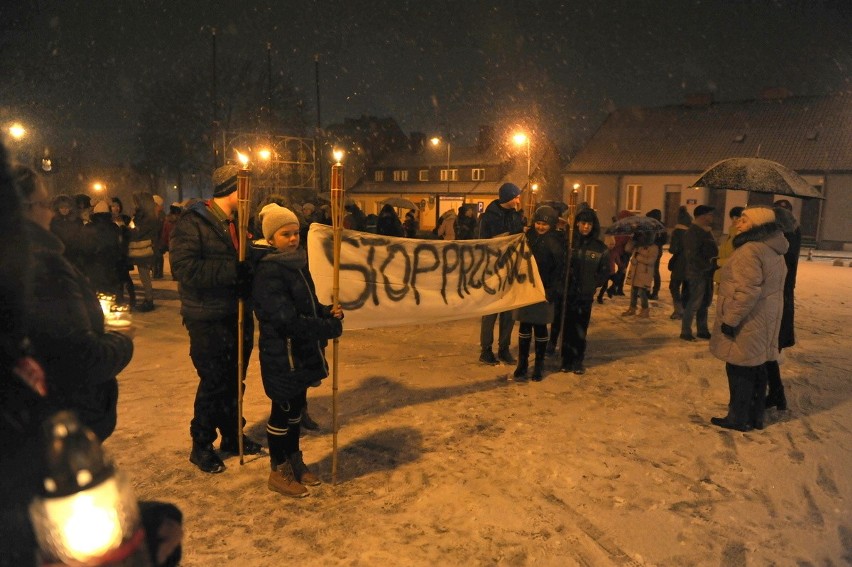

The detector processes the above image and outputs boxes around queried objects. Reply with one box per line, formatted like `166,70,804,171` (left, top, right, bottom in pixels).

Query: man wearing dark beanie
170,163,262,473
476,182,524,365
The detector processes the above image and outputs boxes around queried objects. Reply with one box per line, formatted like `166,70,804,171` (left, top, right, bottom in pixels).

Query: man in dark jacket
680,205,718,341
477,182,524,365
170,164,262,474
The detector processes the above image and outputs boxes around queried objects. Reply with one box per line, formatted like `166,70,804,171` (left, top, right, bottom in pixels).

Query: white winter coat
709,226,788,367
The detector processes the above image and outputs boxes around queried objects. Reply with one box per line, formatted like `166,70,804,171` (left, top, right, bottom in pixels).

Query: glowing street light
92,182,106,193
257,148,272,161
431,136,452,193
8,122,27,141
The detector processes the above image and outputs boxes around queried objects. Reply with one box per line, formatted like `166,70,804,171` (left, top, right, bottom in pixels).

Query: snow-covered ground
109,255,852,566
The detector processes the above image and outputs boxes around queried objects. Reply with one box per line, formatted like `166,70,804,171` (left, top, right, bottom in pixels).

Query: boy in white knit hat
252,203,343,497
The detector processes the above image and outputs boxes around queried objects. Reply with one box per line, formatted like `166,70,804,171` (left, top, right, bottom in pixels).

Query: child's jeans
630,287,649,309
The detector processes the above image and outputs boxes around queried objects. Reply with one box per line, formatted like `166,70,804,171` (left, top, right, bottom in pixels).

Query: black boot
513,335,531,381
190,443,225,474
531,339,547,381
765,360,788,410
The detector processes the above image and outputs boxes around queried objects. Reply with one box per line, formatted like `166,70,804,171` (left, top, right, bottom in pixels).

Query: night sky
2,0,850,162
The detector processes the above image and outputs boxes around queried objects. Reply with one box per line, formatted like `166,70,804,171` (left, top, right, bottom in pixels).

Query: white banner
307,224,545,330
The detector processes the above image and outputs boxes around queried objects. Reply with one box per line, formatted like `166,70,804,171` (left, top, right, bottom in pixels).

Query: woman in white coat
709,206,787,432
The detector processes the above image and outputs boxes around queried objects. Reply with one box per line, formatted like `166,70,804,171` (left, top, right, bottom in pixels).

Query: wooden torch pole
236,157,251,464
556,188,580,353
330,150,344,485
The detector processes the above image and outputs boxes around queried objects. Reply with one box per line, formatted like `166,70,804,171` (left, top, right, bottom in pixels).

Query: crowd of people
2,146,803,567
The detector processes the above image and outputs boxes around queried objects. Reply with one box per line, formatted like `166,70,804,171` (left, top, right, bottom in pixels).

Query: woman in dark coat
667,205,692,319
252,204,343,497
375,203,404,237
512,206,564,382
560,208,611,374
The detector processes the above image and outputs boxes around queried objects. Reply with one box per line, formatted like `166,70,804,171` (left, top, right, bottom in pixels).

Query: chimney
684,93,714,107
477,125,495,152
760,87,792,101
409,131,426,153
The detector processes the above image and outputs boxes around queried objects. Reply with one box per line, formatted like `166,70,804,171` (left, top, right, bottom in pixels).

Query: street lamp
513,132,532,221
92,182,106,193
430,136,451,193
8,122,27,141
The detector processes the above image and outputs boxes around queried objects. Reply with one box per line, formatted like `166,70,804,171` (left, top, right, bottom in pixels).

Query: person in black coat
17,166,134,441
559,208,610,374
375,203,404,237
765,200,801,411
170,164,262,474
680,205,718,341
455,203,478,240
3,160,182,567
512,206,564,382
477,183,525,365
667,206,692,319
252,204,343,497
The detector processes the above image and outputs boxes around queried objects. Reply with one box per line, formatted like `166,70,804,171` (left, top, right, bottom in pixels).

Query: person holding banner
560,209,610,375
512,206,564,382
252,204,343,497
478,182,525,365
170,164,262,474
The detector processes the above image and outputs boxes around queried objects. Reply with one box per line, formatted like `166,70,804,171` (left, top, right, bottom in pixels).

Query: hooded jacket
252,244,343,403
710,223,788,366
567,211,610,300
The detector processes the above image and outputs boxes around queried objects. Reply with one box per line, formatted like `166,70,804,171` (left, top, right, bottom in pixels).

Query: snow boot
513,334,531,381
531,339,547,381
637,308,650,318
621,307,637,316
268,461,308,497
288,451,321,486
189,443,225,474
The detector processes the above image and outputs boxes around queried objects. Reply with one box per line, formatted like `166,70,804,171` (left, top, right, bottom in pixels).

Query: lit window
419,170,429,181
472,168,484,181
626,184,642,211
393,170,408,182
374,170,384,182
439,169,458,182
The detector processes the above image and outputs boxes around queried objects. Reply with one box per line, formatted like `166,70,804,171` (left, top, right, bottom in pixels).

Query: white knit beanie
742,206,775,227
259,203,300,242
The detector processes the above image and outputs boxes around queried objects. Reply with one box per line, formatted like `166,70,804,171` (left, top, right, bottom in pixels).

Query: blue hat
498,183,521,203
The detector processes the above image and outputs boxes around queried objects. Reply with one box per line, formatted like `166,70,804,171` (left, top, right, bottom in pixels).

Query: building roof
566,94,852,174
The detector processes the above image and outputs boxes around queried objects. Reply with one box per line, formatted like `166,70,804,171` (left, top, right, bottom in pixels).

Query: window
471,168,484,181
419,169,429,181
439,169,458,182
583,185,598,209
626,184,642,211
374,170,384,182
393,170,408,182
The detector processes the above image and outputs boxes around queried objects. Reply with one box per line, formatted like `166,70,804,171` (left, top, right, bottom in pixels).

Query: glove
236,261,253,299
720,323,738,338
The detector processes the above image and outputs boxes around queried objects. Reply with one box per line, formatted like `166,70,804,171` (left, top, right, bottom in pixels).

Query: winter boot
765,360,788,410
301,408,320,431
497,347,516,365
189,443,225,474
531,339,548,381
479,349,499,366
621,307,637,316
288,451,321,486
268,460,308,497
637,308,650,318
513,334,531,381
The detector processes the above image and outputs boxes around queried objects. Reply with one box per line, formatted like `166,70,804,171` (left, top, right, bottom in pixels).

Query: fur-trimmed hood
733,223,788,256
